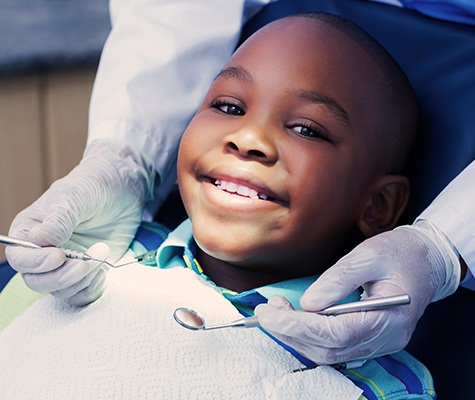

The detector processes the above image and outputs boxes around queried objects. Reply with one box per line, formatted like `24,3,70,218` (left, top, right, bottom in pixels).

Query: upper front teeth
215,179,268,200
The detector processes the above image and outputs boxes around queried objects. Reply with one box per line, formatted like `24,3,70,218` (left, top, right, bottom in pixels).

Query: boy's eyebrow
214,66,254,84
293,89,352,130
215,66,351,130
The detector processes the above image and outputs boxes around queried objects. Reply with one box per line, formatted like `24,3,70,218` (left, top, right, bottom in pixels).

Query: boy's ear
356,175,410,237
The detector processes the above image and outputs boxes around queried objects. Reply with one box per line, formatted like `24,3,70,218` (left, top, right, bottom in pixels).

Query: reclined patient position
0,13,435,399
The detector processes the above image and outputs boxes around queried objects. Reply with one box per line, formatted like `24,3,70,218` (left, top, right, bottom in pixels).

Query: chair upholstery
0,261,15,291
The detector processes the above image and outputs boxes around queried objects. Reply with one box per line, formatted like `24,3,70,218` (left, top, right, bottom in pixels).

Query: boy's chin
192,219,265,255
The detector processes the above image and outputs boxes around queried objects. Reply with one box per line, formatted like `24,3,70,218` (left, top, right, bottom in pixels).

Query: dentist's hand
6,139,155,306
255,220,460,364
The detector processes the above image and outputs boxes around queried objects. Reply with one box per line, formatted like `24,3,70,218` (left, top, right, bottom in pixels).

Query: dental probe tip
80,253,116,268
109,260,137,268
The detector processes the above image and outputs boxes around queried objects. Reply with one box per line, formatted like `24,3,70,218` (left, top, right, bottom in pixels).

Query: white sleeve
417,160,475,289
88,0,275,215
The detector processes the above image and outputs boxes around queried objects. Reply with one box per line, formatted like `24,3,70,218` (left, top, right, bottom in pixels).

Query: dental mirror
173,293,410,331
173,307,260,330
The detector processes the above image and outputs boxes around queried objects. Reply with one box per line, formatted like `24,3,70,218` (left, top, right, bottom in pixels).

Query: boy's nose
224,127,277,163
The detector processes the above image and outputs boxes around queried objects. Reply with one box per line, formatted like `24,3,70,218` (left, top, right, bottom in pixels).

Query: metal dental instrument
112,248,159,268
0,234,117,268
173,293,411,331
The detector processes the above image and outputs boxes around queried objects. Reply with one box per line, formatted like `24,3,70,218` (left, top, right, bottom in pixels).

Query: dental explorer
0,234,117,267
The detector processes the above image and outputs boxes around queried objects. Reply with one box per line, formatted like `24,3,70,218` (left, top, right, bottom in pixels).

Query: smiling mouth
213,179,274,201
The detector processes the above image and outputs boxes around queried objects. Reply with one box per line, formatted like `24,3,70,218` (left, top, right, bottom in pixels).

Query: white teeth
237,185,259,198
226,181,237,192
214,179,261,199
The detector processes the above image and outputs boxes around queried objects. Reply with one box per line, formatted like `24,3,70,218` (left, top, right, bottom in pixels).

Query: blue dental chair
1,0,474,398
0,261,15,290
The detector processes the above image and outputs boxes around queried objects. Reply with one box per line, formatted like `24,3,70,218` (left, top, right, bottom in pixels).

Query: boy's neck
196,248,307,292
194,226,365,293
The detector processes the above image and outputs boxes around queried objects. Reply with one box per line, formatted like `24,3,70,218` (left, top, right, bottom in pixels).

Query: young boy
0,13,433,399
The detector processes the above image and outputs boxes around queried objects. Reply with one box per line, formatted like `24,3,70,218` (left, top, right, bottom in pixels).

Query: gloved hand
255,220,461,364
6,138,155,306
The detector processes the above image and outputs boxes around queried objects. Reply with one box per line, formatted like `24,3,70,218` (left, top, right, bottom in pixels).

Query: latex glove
255,220,461,365
6,139,155,306
48,242,111,305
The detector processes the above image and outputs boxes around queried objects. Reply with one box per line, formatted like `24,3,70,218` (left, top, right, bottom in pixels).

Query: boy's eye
291,123,331,142
211,100,245,116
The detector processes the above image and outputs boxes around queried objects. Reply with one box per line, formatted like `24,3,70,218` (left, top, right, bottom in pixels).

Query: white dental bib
0,263,362,399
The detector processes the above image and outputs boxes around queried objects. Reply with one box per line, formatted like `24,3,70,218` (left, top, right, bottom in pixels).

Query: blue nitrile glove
6,139,155,306
255,220,460,364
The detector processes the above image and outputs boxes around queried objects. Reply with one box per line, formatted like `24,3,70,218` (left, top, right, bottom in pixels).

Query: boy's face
178,17,389,280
